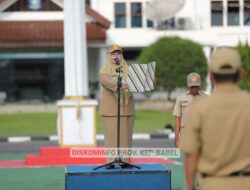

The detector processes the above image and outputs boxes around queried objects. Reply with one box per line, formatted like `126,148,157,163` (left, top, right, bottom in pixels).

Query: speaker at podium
65,164,171,190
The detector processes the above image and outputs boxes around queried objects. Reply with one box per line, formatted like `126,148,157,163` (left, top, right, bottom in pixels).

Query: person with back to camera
99,44,134,169
180,46,250,190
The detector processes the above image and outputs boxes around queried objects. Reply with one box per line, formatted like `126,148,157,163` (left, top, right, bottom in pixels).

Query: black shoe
105,165,115,169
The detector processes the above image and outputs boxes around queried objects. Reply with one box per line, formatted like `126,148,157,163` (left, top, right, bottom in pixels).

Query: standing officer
173,72,207,147
99,44,135,168
180,47,250,190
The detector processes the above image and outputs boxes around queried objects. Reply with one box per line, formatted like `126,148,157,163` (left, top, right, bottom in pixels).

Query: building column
63,0,88,98
98,47,107,71
127,2,131,28
239,0,244,26
96,46,107,99
223,0,227,27
57,0,97,147
203,46,213,94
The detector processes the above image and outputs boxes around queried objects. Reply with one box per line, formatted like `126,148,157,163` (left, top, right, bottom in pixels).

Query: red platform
0,147,174,168
25,146,174,166
25,146,106,166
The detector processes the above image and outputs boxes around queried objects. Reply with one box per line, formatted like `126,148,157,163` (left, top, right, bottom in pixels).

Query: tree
137,37,208,100
238,42,250,91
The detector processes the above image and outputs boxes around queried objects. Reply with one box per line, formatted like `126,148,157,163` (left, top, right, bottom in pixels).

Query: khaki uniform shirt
173,91,207,128
99,73,135,116
180,83,250,176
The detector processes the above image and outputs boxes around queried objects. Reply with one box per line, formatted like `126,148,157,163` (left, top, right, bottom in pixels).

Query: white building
90,0,250,61
0,0,111,101
0,0,249,101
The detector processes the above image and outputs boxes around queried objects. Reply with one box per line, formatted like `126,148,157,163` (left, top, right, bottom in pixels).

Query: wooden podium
65,164,171,190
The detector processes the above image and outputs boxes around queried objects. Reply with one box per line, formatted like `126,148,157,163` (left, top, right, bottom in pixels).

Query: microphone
114,58,120,65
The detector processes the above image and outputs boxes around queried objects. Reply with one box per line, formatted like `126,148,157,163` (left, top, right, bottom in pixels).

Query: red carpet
0,146,174,168
0,160,26,168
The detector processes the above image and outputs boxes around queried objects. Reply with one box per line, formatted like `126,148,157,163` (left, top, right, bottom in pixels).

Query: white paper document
127,61,156,92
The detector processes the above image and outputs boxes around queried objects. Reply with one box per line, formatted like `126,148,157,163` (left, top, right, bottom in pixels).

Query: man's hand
121,83,129,89
153,78,156,84
175,117,181,148
184,153,198,190
175,138,180,148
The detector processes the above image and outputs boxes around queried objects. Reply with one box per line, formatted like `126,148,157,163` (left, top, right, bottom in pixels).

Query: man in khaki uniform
180,47,250,190
99,44,134,167
173,72,206,147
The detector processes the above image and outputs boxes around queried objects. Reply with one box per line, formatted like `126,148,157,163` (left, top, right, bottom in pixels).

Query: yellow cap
210,47,241,74
108,44,123,53
187,72,201,87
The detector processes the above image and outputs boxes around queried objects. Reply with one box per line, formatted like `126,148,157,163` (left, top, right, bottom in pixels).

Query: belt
202,172,250,178
230,172,250,177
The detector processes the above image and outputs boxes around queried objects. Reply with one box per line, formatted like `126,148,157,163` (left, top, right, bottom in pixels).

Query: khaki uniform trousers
181,127,202,188
180,127,186,139
201,176,250,190
101,116,134,163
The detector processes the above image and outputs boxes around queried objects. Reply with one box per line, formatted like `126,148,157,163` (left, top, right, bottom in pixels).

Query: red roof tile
0,1,110,49
0,21,107,49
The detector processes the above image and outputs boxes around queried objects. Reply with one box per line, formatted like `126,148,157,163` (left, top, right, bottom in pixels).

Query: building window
28,0,42,11
85,0,91,5
211,1,223,26
4,0,61,11
227,0,240,26
244,0,250,25
147,19,154,27
131,3,142,27
115,3,126,28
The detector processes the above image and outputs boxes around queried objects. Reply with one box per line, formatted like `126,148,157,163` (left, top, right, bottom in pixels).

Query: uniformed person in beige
173,72,206,147
180,47,250,190
99,44,134,167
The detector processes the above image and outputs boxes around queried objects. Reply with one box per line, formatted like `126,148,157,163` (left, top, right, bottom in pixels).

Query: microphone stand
93,66,140,170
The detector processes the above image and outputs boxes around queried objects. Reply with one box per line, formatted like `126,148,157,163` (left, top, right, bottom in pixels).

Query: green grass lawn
0,167,65,190
0,164,184,190
0,110,175,137
0,152,184,190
